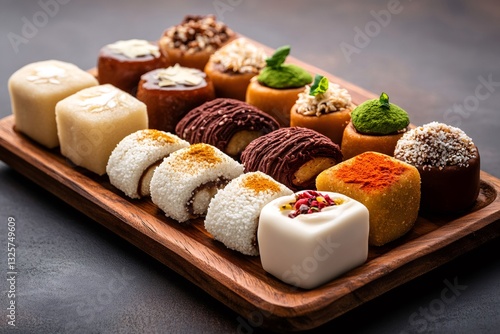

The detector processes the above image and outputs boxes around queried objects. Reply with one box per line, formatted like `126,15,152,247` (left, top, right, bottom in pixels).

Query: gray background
1,0,499,333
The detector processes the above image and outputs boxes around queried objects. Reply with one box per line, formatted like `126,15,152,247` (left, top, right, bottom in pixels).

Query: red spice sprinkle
281,190,338,218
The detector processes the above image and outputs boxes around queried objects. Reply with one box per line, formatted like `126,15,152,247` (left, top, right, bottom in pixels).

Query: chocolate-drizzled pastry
240,127,342,191
175,98,280,159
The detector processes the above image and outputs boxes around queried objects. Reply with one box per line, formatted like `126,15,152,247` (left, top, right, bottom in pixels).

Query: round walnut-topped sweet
394,121,480,214
159,15,235,70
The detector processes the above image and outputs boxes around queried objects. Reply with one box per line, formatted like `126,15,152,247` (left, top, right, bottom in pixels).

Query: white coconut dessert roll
205,172,293,256
150,143,244,223
106,129,190,199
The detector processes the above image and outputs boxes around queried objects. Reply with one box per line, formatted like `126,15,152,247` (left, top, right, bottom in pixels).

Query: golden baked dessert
8,60,98,148
316,151,421,246
240,127,342,191
97,39,169,95
394,122,480,214
204,38,267,100
245,45,312,126
55,84,148,175
341,92,409,160
159,15,235,70
175,98,279,160
136,64,215,132
290,74,354,146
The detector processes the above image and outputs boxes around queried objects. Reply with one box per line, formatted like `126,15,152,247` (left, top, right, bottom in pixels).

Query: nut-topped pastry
159,15,235,70
341,92,409,160
8,60,98,148
290,75,355,145
136,64,215,132
240,127,342,191
204,38,267,100
394,122,480,214
175,98,279,159
246,45,312,126
98,39,169,95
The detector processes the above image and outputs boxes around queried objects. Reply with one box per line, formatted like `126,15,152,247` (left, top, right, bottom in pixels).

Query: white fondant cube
258,191,369,289
55,84,148,175
8,60,98,148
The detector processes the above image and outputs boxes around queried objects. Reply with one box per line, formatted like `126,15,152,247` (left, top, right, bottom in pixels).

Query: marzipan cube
8,60,98,148
316,151,421,246
56,84,148,175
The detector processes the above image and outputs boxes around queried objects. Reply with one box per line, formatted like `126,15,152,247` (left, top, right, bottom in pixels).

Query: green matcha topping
257,45,312,89
351,92,410,135
309,74,329,96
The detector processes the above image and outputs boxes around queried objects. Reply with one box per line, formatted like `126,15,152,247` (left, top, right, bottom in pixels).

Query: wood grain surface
1,43,500,331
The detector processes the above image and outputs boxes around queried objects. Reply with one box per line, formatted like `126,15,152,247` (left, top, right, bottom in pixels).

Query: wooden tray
2,54,500,332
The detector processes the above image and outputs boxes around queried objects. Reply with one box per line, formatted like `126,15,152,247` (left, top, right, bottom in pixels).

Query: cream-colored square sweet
8,60,99,148
55,84,148,175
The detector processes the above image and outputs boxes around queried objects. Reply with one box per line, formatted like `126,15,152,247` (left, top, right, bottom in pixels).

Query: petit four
55,84,148,175
8,60,98,148
136,64,215,132
341,92,409,160
97,39,169,95
316,151,421,246
175,98,280,159
159,15,235,70
204,38,267,100
150,143,244,223
246,45,312,126
394,122,480,214
106,129,190,199
290,75,354,145
258,190,369,289
240,127,342,191
205,172,293,256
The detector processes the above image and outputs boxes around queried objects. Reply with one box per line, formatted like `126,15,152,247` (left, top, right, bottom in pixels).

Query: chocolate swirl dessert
240,127,342,191
175,98,279,159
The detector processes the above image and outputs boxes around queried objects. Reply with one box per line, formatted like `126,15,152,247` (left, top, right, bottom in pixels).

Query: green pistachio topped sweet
351,92,409,135
257,45,312,89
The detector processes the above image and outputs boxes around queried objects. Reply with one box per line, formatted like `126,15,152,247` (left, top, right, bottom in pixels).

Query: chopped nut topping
394,122,477,169
295,82,353,116
155,64,205,87
78,85,129,113
107,39,160,58
209,38,267,74
163,15,234,54
26,65,66,85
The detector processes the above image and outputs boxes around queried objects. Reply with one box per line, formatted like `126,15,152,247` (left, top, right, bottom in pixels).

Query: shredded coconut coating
295,82,353,116
208,38,267,74
394,122,477,169
205,172,292,256
106,129,190,199
150,143,244,222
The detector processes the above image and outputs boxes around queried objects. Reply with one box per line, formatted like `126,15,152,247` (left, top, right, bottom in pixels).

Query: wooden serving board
2,53,500,331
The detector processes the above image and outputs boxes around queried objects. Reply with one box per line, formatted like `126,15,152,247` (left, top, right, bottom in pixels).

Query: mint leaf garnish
379,92,390,109
309,74,329,96
266,45,290,68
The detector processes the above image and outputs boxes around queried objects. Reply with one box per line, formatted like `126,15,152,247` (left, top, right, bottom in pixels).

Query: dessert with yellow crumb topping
150,143,244,222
